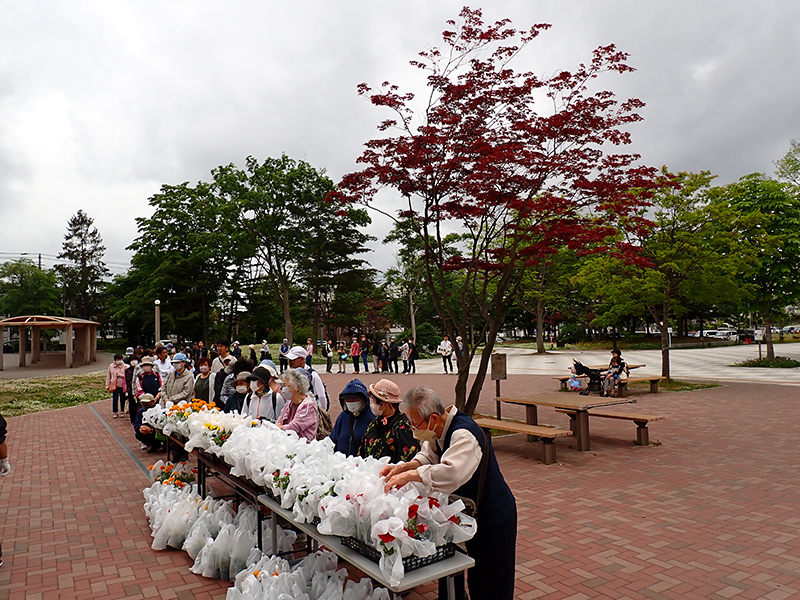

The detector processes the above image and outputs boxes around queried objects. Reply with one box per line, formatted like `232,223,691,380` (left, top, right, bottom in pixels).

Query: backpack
301,367,333,439
321,343,329,358
316,404,333,440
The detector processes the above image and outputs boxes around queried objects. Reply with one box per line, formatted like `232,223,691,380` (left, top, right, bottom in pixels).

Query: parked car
738,329,755,343
712,329,738,340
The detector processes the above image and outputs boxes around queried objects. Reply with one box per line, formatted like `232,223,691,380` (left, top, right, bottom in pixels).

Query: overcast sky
1,1,798,277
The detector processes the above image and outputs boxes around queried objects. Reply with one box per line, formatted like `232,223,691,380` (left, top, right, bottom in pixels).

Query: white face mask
369,401,381,416
413,427,437,442
199,365,209,374
345,400,363,414
281,386,292,399
250,380,262,394
174,362,184,372
235,384,248,394
115,360,123,366
130,360,138,367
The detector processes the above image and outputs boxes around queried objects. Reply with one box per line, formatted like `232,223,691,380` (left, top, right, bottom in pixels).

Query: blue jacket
329,379,374,456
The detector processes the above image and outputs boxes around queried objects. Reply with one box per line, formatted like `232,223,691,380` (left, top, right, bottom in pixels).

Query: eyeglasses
408,413,430,430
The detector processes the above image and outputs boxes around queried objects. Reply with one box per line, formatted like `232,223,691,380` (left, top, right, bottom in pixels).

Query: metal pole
155,300,161,344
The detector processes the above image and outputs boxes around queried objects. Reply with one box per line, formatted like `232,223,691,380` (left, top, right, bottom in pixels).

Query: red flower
378,533,395,544
404,527,415,538
448,515,460,524
428,498,440,509
408,504,419,519
418,523,428,534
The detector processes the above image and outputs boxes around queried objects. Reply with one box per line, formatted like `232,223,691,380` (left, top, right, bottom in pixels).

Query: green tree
513,248,579,353
575,171,749,378
112,181,243,345
722,173,800,359
216,155,372,345
56,210,109,320
775,139,800,185
0,259,61,316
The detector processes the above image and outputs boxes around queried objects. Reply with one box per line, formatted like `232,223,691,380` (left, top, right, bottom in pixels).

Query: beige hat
140,393,156,404
141,356,155,366
368,379,401,403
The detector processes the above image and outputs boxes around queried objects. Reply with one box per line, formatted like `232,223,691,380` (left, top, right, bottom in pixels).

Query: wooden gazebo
0,315,99,370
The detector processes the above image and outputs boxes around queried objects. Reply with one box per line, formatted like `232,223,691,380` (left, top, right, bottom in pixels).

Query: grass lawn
0,372,108,417
628,379,719,392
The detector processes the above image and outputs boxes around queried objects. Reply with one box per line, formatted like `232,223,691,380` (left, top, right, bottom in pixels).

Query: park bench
555,408,664,446
617,376,665,397
473,417,572,465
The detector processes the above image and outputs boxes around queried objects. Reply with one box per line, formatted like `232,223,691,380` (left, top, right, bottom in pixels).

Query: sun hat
247,365,276,386
368,379,401,403
259,359,279,375
171,352,188,363
125,347,134,355
140,393,155,404
286,346,307,361
141,356,155,366
235,371,252,382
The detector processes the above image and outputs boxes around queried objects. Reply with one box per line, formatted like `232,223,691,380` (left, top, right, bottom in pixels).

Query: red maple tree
332,7,656,414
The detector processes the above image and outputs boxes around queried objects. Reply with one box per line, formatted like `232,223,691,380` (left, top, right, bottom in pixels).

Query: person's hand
384,469,420,493
140,425,152,434
277,423,284,430
379,463,402,479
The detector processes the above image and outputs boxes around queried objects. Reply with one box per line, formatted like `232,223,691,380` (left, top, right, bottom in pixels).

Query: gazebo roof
0,315,100,327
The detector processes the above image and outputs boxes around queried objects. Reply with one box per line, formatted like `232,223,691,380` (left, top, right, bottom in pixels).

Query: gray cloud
0,1,797,273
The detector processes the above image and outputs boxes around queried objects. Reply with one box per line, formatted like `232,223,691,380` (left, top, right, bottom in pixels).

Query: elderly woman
358,379,419,463
160,353,194,406
382,386,517,600
275,368,318,442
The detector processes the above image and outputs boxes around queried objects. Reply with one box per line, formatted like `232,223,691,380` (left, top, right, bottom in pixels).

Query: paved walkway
411,342,800,385
1,373,799,599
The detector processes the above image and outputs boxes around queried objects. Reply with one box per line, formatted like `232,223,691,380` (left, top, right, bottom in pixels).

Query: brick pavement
1,372,799,599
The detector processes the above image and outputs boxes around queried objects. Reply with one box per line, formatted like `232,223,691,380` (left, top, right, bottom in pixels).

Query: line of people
316,335,420,375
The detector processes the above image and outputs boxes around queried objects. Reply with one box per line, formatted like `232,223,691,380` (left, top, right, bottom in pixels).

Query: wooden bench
617,376,665,397
554,375,588,391
474,417,572,464
555,408,664,446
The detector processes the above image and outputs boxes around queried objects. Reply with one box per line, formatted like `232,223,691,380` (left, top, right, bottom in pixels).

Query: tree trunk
612,325,618,352
409,289,417,343
764,312,774,360
660,295,671,380
462,319,503,415
281,282,293,345
536,297,545,354
201,291,207,347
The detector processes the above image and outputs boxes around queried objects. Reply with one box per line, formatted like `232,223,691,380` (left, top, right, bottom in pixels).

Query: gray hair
280,368,310,395
402,386,445,420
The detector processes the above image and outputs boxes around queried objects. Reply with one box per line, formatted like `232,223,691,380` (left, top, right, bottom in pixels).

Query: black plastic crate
340,536,456,572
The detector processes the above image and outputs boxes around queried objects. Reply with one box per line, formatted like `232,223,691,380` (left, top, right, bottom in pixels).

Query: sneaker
140,443,150,450
0,560,3,567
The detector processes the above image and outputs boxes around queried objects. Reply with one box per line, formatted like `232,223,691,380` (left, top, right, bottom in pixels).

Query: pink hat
368,379,401,403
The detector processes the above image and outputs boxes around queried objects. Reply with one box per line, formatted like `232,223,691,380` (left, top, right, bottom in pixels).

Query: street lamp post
155,299,161,344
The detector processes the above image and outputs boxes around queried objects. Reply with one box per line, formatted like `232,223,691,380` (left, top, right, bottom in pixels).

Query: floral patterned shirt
358,409,420,464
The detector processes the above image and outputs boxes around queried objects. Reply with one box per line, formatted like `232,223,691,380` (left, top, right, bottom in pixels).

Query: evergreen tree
56,210,109,319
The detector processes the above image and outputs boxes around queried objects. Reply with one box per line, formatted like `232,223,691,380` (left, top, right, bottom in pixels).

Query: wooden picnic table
496,393,635,452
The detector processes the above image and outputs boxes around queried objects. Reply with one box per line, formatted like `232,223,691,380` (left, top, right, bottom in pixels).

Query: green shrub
732,356,800,368
559,323,587,344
